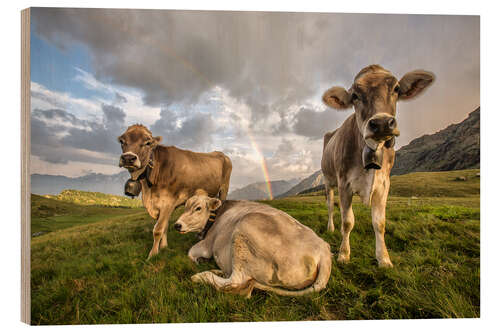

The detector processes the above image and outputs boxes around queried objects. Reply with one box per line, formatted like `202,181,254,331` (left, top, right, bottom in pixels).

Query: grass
31,194,144,234
43,189,143,208
30,170,480,324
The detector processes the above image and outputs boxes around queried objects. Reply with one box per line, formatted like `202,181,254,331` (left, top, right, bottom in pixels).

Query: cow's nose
174,223,182,231
369,117,397,134
387,117,397,130
368,119,381,133
121,154,137,164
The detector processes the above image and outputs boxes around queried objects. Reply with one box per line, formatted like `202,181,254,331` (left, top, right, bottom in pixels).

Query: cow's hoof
147,250,158,260
337,253,350,264
191,273,204,283
189,255,200,264
378,259,393,268
210,269,224,276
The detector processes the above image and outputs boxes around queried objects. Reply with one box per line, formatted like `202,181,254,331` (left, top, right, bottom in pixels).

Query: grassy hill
31,194,144,235
297,169,480,199
30,170,480,324
43,189,143,207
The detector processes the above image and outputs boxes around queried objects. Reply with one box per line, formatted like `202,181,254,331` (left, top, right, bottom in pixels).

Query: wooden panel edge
21,7,31,325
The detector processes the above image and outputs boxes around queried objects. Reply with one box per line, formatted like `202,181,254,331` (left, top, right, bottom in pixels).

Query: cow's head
174,190,221,234
117,124,162,172
322,65,435,149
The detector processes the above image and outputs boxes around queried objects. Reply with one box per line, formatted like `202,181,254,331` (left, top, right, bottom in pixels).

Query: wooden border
21,7,31,325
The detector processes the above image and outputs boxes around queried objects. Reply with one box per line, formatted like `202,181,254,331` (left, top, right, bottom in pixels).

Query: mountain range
31,171,130,196
391,107,480,175
31,107,479,199
227,179,300,200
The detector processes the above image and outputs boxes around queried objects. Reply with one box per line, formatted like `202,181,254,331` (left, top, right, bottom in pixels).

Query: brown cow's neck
348,113,365,152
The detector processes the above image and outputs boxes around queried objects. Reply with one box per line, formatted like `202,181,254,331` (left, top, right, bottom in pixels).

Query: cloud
31,105,126,166
31,81,101,118
31,155,120,177
30,9,479,187
291,106,348,139
32,9,479,145
151,109,216,150
114,92,127,104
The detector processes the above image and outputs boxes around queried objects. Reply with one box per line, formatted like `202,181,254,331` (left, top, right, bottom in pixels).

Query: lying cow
118,124,232,259
174,190,332,297
321,65,434,267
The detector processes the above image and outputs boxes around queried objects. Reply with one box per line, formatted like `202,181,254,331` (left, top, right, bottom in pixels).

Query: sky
30,8,479,191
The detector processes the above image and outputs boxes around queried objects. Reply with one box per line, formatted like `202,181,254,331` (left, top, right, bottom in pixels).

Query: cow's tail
253,248,332,297
219,154,232,200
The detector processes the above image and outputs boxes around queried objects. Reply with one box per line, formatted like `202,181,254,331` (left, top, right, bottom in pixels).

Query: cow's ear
153,136,162,144
398,70,435,100
208,198,222,211
322,86,352,110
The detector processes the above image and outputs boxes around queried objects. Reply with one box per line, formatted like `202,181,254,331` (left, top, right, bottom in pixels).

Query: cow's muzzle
174,222,188,234
119,152,141,170
364,114,400,149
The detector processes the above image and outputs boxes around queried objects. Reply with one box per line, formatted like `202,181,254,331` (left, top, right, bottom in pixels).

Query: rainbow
247,131,273,200
153,44,273,199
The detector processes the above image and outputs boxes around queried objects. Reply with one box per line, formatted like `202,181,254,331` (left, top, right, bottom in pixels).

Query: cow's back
153,146,229,198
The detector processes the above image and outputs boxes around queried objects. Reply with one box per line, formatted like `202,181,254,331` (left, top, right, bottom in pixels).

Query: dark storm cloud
102,104,126,124
101,103,126,135
292,107,348,139
32,143,114,165
32,8,479,145
114,92,127,104
31,105,127,165
150,109,216,149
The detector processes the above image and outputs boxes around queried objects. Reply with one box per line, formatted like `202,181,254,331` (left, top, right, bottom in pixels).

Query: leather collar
197,207,220,240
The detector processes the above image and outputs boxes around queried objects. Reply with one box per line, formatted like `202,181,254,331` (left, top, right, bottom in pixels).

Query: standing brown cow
118,124,232,259
321,65,434,267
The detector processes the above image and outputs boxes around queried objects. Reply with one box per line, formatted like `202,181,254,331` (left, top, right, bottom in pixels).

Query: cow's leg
338,185,354,264
191,270,254,298
371,184,393,268
325,184,335,232
148,203,175,259
188,240,212,264
159,232,168,250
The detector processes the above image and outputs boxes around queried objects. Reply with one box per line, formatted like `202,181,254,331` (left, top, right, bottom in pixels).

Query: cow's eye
119,139,125,145
145,141,152,146
394,85,400,94
351,93,359,102
195,207,202,212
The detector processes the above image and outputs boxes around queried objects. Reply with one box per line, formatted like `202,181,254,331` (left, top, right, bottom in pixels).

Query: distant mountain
228,179,300,200
276,170,324,198
31,171,130,196
391,107,480,175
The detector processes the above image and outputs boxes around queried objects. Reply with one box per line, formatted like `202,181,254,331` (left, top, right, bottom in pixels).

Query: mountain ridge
228,179,300,200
